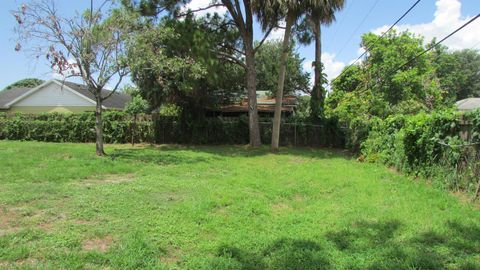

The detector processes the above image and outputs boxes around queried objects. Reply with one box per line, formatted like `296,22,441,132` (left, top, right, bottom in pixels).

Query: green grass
0,141,479,270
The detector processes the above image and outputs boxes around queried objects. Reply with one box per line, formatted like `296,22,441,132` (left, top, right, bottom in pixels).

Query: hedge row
0,112,345,147
0,112,153,143
361,109,480,193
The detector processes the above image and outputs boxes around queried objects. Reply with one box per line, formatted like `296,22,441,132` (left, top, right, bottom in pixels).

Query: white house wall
13,83,94,107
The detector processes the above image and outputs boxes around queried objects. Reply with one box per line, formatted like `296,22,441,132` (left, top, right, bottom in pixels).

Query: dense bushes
0,112,152,143
361,109,480,193
0,112,345,147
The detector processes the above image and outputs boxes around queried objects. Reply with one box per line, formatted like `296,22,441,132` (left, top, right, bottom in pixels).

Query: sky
0,0,479,90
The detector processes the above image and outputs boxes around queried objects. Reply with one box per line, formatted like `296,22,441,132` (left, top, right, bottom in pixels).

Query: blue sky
1,0,479,90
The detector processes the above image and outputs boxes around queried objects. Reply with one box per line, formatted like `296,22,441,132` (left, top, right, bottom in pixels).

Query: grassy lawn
0,141,479,269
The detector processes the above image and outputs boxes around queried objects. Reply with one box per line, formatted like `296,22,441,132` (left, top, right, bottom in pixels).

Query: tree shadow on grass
210,238,332,270
204,219,480,270
325,219,480,270
149,144,354,161
110,148,214,166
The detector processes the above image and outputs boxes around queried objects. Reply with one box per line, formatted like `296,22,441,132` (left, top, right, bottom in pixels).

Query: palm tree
267,0,305,151
309,0,345,120
269,0,344,151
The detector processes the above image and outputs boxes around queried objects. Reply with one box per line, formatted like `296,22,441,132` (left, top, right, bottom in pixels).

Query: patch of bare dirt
293,194,304,202
74,219,96,226
289,157,307,164
271,202,293,213
79,173,136,186
453,191,480,210
0,204,66,235
82,235,113,252
0,208,21,236
160,246,181,265
15,258,38,268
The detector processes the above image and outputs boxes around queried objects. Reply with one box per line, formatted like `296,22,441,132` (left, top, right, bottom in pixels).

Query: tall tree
268,0,305,151
433,47,480,101
220,0,276,147
123,0,275,148
13,1,130,156
308,0,345,120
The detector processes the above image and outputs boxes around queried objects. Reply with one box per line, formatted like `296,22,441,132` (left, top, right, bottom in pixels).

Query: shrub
0,112,152,144
0,112,345,147
361,109,480,193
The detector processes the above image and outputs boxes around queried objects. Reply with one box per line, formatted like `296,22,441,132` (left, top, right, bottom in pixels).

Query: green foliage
0,112,152,144
361,109,480,193
433,47,480,101
2,78,44,91
127,16,244,119
125,95,149,116
255,40,310,95
327,31,450,126
0,112,343,147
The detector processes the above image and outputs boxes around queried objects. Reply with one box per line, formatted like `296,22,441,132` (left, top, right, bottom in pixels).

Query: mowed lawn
0,141,479,270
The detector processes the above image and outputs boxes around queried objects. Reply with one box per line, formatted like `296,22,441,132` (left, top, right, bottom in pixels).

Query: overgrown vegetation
325,30,480,194
361,109,480,194
0,141,478,269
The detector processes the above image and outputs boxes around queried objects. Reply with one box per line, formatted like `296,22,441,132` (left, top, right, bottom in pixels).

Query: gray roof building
0,79,130,112
455,98,480,111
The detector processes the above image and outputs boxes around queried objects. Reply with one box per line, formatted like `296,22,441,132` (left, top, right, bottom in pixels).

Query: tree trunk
271,12,295,151
310,21,324,120
131,114,136,146
95,93,106,156
245,38,261,147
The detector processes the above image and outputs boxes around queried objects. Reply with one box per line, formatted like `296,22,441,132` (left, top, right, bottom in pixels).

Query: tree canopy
2,78,44,91
326,30,457,123
255,40,310,95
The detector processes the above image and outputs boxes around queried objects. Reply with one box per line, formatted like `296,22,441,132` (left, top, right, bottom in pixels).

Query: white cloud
267,28,285,41
182,0,227,17
303,52,346,85
266,20,286,41
373,0,480,50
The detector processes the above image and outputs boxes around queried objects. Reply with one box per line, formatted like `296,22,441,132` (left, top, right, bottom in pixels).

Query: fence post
294,123,297,146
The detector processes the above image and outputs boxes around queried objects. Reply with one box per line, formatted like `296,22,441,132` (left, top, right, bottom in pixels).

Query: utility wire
334,0,380,59
372,13,480,90
331,0,422,85
331,1,353,46
390,13,480,76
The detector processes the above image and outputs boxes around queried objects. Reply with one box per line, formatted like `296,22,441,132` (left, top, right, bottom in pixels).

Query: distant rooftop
455,98,480,111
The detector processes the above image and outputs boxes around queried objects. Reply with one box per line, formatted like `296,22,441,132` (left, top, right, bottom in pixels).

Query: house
206,91,298,117
456,98,480,111
0,79,130,113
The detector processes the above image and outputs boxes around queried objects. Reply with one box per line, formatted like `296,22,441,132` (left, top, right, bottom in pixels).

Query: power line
349,0,421,68
390,13,480,75
331,0,422,85
334,0,380,59
372,13,480,89
330,1,353,46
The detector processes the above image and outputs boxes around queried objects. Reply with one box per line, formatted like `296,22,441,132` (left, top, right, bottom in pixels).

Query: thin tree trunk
310,21,323,120
245,38,261,147
131,114,136,146
271,12,295,151
95,93,105,156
